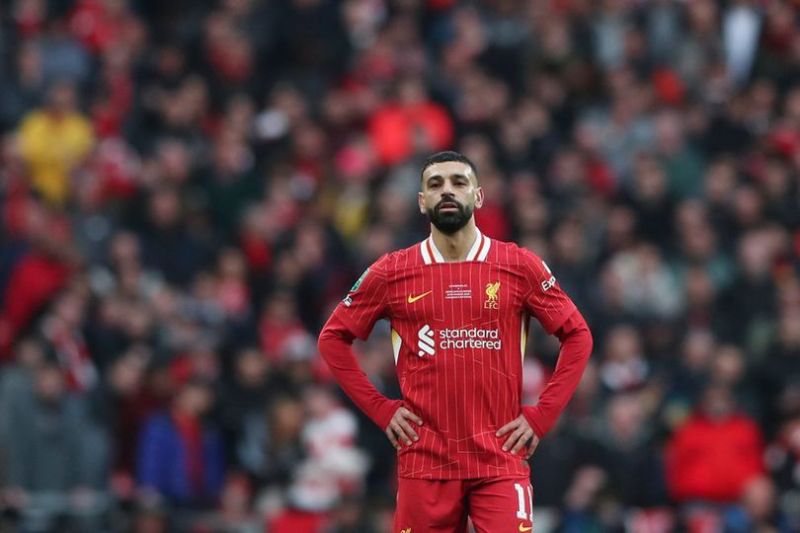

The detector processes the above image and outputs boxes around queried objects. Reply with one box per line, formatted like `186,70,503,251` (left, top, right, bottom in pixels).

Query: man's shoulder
373,243,424,273
485,238,540,264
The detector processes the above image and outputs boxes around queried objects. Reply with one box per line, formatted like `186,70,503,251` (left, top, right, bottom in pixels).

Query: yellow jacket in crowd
19,110,95,205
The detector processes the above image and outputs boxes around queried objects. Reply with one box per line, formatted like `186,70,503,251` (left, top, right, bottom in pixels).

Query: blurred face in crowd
133,509,167,533
607,394,645,443
685,267,715,309
682,330,715,371
220,473,251,519
55,291,87,329
269,396,304,445
109,355,145,396
235,348,268,387
633,156,667,202
14,339,44,369
110,231,141,268
35,364,65,405
738,230,772,279
553,220,585,265
704,159,737,204
47,81,78,115
779,310,800,348
304,386,336,419
741,476,776,521
605,325,642,362
176,381,214,417
711,346,745,387
18,41,42,83
148,188,182,228
419,161,483,235
264,291,297,323
157,140,192,184
700,386,735,420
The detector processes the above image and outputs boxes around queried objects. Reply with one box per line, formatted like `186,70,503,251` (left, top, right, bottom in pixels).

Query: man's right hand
385,406,423,449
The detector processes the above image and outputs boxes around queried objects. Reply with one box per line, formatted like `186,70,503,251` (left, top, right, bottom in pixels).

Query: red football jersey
331,231,576,479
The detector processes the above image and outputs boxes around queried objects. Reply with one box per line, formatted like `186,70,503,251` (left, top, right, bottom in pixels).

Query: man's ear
418,191,426,214
474,187,484,209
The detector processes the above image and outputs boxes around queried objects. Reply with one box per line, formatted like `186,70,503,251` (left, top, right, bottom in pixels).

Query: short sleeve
331,256,390,340
520,249,577,335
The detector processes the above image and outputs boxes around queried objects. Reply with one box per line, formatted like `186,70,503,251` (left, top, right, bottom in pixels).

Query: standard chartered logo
440,327,502,350
416,325,502,356
417,325,435,356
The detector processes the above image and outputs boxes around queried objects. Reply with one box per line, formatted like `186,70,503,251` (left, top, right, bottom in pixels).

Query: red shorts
393,477,534,533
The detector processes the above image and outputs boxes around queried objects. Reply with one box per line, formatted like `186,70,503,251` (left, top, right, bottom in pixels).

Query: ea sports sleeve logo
417,324,436,356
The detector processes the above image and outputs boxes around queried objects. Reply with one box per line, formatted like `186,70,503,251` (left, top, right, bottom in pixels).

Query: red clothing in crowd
69,0,141,55
45,318,97,392
368,102,453,166
0,252,73,360
666,412,765,503
474,201,511,241
173,412,206,495
258,317,309,362
267,510,327,533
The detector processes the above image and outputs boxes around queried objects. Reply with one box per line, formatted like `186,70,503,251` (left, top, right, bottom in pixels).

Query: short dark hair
420,151,478,183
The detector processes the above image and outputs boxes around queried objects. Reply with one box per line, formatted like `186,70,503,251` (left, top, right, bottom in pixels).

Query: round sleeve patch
350,268,369,292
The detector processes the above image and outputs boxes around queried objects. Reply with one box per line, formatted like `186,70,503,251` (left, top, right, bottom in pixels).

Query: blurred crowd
1,0,800,531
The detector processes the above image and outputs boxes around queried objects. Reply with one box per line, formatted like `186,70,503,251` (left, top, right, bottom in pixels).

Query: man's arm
318,315,423,448
522,309,593,438
507,248,593,446
317,314,402,429
319,257,424,448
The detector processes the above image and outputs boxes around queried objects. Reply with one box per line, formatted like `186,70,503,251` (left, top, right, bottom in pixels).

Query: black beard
426,200,473,235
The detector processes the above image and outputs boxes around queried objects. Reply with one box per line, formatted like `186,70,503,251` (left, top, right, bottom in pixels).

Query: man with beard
318,151,593,532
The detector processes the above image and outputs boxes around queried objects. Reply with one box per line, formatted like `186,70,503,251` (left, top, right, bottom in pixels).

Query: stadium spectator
595,393,668,507
87,347,149,496
0,361,107,501
18,80,94,206
666,384,765,503
721,475,793,533
137,378,224,507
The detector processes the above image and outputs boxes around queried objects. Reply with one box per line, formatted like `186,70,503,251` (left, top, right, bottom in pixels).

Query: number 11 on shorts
514,482,533,522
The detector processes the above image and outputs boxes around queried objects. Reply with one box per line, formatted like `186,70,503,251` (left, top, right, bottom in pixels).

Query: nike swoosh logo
518,525,532,532
407,290,432,303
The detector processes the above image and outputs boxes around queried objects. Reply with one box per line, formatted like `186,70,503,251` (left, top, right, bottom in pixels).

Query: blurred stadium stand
1,0,800,531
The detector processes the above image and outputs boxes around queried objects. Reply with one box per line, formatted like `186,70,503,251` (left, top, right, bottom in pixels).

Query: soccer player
318,151,593,532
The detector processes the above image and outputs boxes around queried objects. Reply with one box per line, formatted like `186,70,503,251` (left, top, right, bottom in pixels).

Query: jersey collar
420,229,491,264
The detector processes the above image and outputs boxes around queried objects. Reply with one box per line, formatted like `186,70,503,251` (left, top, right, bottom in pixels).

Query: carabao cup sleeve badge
350,268,369,292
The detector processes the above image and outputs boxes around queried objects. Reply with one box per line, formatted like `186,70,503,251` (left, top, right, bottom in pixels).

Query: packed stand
1,0,800,531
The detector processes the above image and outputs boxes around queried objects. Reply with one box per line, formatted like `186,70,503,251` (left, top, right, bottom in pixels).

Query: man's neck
430,222,479,262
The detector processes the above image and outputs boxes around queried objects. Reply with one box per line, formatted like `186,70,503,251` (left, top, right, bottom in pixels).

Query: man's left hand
496,414,540,458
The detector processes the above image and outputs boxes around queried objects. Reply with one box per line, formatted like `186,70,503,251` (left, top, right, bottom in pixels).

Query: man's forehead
422,161,476,181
